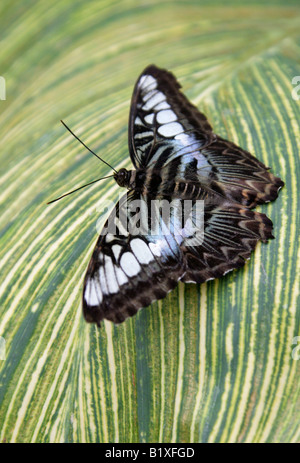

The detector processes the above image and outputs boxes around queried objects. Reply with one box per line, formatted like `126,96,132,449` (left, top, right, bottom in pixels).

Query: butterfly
80,65,283,325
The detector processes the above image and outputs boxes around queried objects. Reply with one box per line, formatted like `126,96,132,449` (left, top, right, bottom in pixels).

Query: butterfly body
82,65,283,325
114,167,205,204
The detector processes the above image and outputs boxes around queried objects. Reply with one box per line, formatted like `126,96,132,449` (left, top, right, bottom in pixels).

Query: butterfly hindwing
180,194,274,284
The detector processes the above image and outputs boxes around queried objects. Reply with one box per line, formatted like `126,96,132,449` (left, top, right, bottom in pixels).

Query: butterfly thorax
114,168,146,190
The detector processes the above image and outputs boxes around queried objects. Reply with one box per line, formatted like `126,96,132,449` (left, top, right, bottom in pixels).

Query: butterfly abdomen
136,166,206,200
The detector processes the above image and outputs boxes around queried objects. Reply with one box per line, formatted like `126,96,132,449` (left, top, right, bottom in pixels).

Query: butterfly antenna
60,120,117,173
47,175,114,204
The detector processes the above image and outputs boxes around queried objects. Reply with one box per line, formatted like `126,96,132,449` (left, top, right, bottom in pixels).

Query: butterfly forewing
128,65,215,169
83,191,185,324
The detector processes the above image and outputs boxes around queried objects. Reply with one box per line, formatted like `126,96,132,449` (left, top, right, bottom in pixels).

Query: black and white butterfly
80,65,283,325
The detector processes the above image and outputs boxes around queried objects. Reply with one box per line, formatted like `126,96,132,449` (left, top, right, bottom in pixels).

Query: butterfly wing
129,65,283,207
128,64,215,169
82,191,185,324
179,191,274,284
167,135,284,208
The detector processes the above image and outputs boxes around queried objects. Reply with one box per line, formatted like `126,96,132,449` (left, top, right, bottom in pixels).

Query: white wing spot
134,130,153,139
158,122,183,138
155,101,170,110
157,109,177,124
142,91,165,111
139,75,157,92
149,242,162,257
103,256,119,294
115,267,128,286
105,233,116,243
135,116,144,126
112,244,122,261
85,279,102,305
120,252,141,277
142,89,157,103
131,238,154,265
99,266,109,294
144,113,154,125
174,132,196,146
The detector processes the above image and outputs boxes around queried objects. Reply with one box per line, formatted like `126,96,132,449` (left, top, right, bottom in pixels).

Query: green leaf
0,1,299,443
